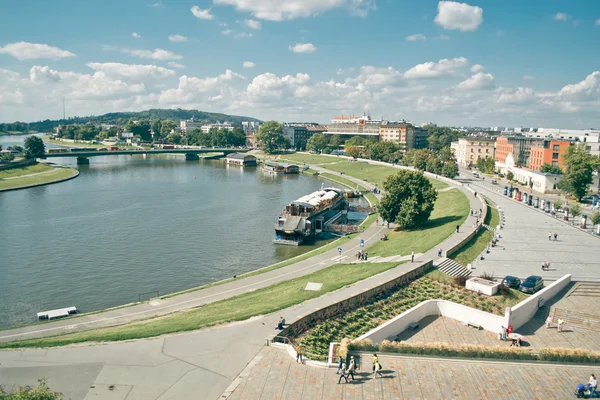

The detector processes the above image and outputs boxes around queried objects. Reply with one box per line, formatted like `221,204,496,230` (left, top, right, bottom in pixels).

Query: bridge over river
44,148,248,164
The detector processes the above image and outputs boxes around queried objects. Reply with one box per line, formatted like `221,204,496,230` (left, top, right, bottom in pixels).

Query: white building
179,118,203,133
242,121,261,133
523,128,600,157
200,122,234,134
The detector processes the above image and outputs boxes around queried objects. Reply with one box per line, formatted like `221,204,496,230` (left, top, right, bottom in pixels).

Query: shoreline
0,162,79,192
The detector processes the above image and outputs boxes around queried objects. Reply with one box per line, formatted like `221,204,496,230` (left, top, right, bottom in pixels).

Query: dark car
520,275,544,294
502,275,521,289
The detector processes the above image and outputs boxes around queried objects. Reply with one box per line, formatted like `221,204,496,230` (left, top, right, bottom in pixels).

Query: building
529,140,571,172
325,114,382,138
246,134,257,148
283,123,323,150
242,121,261,134
179,118,203,133
226,153,257,166
522,128,600,157
450,137,495,167
200,122,234,134
379,123,429,150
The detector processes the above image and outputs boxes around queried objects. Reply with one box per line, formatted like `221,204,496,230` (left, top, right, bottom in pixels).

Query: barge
274,186,347,245
263,161,300,174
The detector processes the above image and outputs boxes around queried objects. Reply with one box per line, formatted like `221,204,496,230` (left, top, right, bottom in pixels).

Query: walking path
0,169,484,400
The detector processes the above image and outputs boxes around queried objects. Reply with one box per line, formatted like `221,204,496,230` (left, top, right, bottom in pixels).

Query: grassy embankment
0,163,78,191
43,135,105,149
0,261,402,349
0,131,37,136
450,198,501,267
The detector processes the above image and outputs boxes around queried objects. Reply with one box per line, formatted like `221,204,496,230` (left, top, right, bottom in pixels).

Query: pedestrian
296,344,303,363
357,250,362,260
548,231,552,241
501,326,507,341
411,250,415,263
364,252,368,261
470,209,473,216
277,317,283,330
374,360,383,378
545,315,552,329
587,374,598,398
281,316,286,326
456,224,460,233
337,363,349,384
554,232,558,241
387,221,390,228
474,191,477,197
372,353,378,374
557,318,564,332
336,355,344,374
438,248,443,257
347,356,356,381
376,218,379,226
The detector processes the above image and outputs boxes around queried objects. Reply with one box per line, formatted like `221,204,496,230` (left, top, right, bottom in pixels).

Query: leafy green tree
476,156,495,174
591,212,600,230
151,119,162,137
125,120,152,141
570,204,581,221
368,141,402,163
438,147,454,162
329,134,342,148
441,160,459,178
345,145,362,159
0,378,63,399
553,199,563,210
256,121,285,153
345,136,366,147
160,120,178,138
166,133,182,144
540,163,563,174
426,157,443,174
507,171,514,181
558,145,600,201
424,125,464,150
306,134,329,152
24,135,45,159
379,170,438,229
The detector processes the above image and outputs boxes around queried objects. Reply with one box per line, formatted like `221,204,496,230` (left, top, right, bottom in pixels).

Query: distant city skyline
0,0,599,128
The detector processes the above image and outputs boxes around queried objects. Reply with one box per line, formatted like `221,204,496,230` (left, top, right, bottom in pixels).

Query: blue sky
0,0,598,128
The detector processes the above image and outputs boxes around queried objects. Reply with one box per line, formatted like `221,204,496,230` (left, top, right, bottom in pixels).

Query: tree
160,120,178,138
424,125,464,150
125,120,152,141
441,160,459,178
345,136,366,147
476,156,495,174
379,170,438,229
151,119,162,137
507,171,514,181
591,212,600,231
558,144,600,201
306,134,329,152
367,141,402,163
438,146,454,162
0,378,63,399
345,145,362,159
570,204,581,221
540,163,563,175
24,135,45,159
553,199,563,211
166,132,182,144
256,121,285,153
329,134,342,148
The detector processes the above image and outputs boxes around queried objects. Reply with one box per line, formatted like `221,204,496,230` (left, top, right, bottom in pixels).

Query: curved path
0,167,483,400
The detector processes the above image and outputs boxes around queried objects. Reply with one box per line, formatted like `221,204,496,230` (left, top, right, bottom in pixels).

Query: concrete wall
356,300,505,344
509,274,571,330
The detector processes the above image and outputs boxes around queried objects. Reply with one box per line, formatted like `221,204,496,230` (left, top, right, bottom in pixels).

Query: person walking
347,356,356,381
337,363,349,384
456,224,460,233
545,315,552,329
554,232,558,241
374,359,383,378
587,374,597,398
296,344,303,363
336,356,344,374
411,250,415,263
501,326,507,341
438,248,443,257
372,353,378,374
557,318,565,332
548,231,552,241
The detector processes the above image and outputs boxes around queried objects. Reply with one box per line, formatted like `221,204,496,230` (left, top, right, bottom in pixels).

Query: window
552,153,559,159
552,161,558,166
553,145,559,151
585,146,591,151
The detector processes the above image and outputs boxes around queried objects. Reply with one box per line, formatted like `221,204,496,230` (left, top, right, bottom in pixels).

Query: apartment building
529,140,571,171
451,137,495,167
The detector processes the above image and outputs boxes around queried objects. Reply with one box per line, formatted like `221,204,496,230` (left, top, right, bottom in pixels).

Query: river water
0,135,358,329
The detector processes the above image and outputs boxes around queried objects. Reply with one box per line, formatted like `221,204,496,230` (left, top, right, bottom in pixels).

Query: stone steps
435,257,472,278
550,307,600,332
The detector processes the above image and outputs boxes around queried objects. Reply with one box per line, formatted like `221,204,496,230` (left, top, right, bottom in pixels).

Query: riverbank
42,135,105,148
0,162,79,191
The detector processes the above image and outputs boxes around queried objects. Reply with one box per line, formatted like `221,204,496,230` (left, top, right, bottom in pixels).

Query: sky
0,0,599,128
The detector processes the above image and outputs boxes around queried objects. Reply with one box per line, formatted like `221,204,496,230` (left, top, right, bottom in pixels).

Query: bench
467,321,482,330
408,322,419,330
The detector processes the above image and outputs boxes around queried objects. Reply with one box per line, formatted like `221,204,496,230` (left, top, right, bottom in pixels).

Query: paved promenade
0,175,483,399
227,346,592,400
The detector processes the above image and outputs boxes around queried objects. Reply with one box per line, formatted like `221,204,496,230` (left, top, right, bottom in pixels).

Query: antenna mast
62,96,66,120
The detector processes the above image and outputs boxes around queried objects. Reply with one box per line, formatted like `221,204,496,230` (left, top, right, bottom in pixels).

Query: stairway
550,307,600,332
435,257,472,278
569,282,600,297
481,224,496,232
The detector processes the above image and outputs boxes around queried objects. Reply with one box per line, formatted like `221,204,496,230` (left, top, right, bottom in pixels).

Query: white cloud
168,34,188,42
29,65,61,84
596,18,600,26
212,0,376,21
470,64,484,73
246,72,310,98
558,71,599,99
149,1,162,7
116,47,183,61
221,29,233,35
168,62,185,69
131,32,142,39
0,41,75,60
86,62,176,79
455,72,495,90
234,32,254,38
523,75,535,81
434,1,483,32
245,19,262,30
403,57,469,79
406,34,426,41
439,34,450,40
243,61,255,68
159,69,245,103
553,13,571,21
190,5,214,20
289,43,316,53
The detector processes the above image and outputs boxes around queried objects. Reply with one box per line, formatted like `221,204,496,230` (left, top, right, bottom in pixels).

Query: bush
454,276,468,287
538,347,600,364
497,283,510,296
479,271,495,281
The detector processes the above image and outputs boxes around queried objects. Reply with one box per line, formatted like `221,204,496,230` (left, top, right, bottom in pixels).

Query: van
472,172,480,178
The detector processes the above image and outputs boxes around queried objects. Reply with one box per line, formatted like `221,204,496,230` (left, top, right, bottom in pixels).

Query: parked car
491,179,498,184
520,275,544,294
502,275,521,289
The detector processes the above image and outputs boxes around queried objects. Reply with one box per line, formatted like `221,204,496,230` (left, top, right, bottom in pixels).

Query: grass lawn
0,261,402,349
0,162,53,178
367,189,470,257
451,198,501,267
297,273,528,359
0,167,78,190
318,172,367,192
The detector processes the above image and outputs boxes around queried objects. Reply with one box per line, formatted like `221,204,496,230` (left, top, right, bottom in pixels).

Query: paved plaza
226,346,595,400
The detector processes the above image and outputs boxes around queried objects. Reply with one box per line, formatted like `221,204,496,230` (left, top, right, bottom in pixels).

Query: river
0,135,361,329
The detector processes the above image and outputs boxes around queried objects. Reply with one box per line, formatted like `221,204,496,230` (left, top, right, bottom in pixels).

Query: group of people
545,316,565,332
548,231,559,241
575,374,597,398
470,208,483,218
276,316,286,330
357,250,368,261
336,353,383,383
375,218,390,228
541,260,552,271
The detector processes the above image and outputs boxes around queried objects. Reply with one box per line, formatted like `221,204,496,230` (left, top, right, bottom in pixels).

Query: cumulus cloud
0,41,75,60
523,75,535,81
245,19,261,29
234,32,253,38
558,71,599,99
86,62,176,79
190,5,214,20
455,72,495,90
289,43,316,53
168,62,185,69
131,32,142,39
470,64,484,73
158,69,245,103
553,13,571,21
243,61,255,68
116,47,183,60
403,57,469,79
221,29,233,35
406,34,426,41
168,34,188,42
212,0,376,21
434,1,483,31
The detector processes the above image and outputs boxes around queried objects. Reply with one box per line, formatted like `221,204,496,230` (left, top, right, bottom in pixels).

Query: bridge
44,148,248,164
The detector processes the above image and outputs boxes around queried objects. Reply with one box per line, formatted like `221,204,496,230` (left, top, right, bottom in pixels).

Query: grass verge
0,164,78,191
450,198,500,267
0,261,402,349
0,162,53,178
367,189,469,257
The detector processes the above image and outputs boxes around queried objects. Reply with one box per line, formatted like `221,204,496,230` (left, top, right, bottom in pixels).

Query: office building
450,137,495,167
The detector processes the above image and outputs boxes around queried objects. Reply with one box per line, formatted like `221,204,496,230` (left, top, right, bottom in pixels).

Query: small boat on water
263,161,300,174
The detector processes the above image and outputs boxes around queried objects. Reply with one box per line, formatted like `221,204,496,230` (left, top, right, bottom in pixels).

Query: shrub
479,271,495,281
497,283,510,296
454,276,468,287
538,347,600,364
